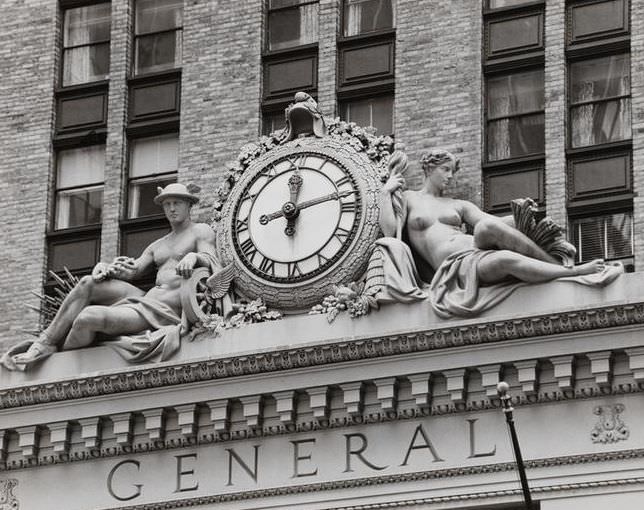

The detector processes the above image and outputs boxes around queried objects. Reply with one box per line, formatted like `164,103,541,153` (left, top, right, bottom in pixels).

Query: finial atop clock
282,91,327,142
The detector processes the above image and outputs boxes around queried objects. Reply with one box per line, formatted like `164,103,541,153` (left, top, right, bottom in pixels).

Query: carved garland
1,303,644,409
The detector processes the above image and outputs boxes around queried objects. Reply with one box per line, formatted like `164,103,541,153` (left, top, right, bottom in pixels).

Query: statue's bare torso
404,190,474,270
146,223,213,313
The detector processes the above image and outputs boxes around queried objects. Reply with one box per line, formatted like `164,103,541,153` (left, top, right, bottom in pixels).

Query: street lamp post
497,381,533,510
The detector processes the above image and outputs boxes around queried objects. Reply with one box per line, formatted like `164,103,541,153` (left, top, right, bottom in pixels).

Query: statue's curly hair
420,149,460,174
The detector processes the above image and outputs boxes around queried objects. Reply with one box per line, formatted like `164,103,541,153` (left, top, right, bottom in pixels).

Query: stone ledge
0,272,643,407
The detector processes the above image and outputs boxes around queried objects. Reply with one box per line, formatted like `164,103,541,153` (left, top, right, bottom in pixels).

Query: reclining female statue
2,183,220,370
377,149,621,318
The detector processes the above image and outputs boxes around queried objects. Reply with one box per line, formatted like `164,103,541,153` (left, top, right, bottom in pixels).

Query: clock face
232,153,361,283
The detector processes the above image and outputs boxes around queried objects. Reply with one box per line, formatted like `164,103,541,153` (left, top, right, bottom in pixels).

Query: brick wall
0,0,57,347
180,0,263,221
396,0,483,201
544,0,567,230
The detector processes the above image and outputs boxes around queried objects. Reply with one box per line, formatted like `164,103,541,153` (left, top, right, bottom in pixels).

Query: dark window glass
343,0,394,37
486,69,544,161
488,14,541,55
134,0,183,75
340,95,393,135
49,237,100,273
570,0,627,41
262,111,286,136
570,154,630,199
265,56,317,96
571,212,633,262
62,3,111,85
485,168,543,212
123,226,170,259
488,0,536,8
570,54,631,148
267,0,318,51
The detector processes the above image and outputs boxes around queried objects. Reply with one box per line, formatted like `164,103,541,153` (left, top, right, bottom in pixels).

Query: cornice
2,383,642,472
2,302,644,409
100,454,644,510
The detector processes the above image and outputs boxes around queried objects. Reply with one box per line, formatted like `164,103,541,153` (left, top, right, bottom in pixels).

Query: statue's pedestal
1,271,642,387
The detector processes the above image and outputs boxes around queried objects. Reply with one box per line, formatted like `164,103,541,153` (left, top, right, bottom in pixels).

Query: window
340,94,393,136
482,1,545,214
267,0,319,51
128,134,178,218
486,69,544,161
262,110,286,136
343,0,394,37
338,0,395,136
56,3,111,139
487,0,537,8
62,3,111,86
571,212,633,262
262,0,319,135
565,0,632,268
55,145,105,229
569,54,631,148
134,0,183,75
48,145,105,276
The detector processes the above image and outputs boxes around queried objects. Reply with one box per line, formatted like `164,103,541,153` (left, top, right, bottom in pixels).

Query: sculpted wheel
181,267,217,324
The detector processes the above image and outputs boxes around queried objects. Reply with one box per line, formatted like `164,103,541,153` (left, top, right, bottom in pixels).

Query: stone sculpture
1,183,223,371
376,149,623,318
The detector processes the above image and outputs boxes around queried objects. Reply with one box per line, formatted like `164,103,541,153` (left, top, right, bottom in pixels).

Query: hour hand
288,169,303,205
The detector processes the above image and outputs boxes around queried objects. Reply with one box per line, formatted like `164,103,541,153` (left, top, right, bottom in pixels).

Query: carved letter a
400,424,444,465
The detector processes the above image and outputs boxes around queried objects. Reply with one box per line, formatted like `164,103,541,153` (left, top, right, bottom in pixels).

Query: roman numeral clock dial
231,152,360,283
217,136,382,311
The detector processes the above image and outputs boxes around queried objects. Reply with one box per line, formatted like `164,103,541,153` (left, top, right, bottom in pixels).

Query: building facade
1,1,644,509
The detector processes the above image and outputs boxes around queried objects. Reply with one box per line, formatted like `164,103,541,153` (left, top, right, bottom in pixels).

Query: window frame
133,0,184,77
336,0,395,137
481,1,545,214
566,51,632,150
265,0,320,53
59,1,112,88
339,0,395,40
569,207,634,263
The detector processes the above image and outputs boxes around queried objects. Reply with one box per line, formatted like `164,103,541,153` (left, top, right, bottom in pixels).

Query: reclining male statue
1,183,220,371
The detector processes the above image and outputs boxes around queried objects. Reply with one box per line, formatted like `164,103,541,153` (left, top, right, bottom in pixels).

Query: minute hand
259,189,355,225
297,189,355,211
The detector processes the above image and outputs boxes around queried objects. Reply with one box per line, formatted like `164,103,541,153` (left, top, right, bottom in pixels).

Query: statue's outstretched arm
98,248,155,282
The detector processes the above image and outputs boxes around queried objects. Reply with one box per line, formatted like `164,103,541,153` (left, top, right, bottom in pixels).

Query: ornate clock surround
216,135,383,310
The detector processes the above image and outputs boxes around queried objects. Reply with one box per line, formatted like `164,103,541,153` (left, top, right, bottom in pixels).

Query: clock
216,136,382,310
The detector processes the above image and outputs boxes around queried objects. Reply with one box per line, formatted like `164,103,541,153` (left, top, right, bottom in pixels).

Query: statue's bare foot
575,259,606,276
12,337,57,367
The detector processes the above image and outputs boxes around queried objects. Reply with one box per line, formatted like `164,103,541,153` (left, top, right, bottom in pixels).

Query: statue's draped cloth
101,252,220,363
371,239,623,319
429,248,623,319
102,296,184,363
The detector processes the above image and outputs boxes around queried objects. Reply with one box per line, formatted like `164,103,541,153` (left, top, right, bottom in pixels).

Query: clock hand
288,169,303,204
259,189,355,226
296,189,355,211
285,170,303,236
